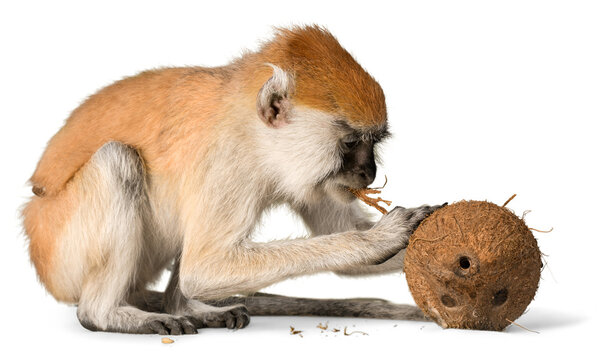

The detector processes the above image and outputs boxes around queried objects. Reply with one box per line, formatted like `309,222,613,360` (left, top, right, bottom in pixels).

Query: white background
1,0,614,358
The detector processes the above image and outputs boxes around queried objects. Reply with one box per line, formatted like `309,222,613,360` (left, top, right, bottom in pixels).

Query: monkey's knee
92,141,146,193
53,142,146,303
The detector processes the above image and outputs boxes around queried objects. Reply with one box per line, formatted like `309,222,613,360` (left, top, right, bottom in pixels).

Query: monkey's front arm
178,199,440,300
296,200,442,277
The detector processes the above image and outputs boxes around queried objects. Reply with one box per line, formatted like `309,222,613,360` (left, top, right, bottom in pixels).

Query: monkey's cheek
327,184,356,204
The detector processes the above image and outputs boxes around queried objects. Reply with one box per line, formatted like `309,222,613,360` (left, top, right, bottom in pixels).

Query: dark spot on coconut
452,253,479,277
440,295,456,308
459,256,471,269
492,289,508,306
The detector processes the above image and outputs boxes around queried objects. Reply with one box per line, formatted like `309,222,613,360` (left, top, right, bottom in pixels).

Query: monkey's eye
341,137,359,150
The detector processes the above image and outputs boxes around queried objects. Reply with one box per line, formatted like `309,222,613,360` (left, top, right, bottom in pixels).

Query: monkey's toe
146,315,199,335
200,304,250,330
226,305,250,329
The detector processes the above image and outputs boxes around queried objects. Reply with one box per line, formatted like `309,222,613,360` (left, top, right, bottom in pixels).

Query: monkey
22,25,441,335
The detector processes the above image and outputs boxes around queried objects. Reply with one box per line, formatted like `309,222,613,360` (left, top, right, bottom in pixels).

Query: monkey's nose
356,167,376,186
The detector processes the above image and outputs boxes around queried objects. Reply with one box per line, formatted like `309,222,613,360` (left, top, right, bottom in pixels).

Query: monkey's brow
372,126,391,142
335,120,390,142
360,124,391,143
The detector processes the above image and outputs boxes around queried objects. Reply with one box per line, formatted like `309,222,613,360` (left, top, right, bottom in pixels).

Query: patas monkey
22,25,440,335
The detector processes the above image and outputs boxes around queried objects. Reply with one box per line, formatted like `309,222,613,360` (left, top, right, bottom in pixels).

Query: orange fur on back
29,25,386,198
30,67,225,197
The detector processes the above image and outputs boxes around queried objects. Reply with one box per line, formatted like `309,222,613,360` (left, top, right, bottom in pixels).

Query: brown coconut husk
403,200,542,331
348,186,543,331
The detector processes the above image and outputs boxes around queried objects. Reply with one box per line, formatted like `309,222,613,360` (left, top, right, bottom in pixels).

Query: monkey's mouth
339,183,364,195
339,184,356,195
323,181,356,201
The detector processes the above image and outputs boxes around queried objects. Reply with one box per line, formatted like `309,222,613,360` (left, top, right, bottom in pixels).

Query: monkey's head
250,26,390,205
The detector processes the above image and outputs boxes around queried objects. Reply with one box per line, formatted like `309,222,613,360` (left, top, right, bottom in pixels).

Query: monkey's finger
234,307,250,329
225,312,236,329
165,318,183,336
148,320,170,335
186,316,203,329
180,318,198,334
238,313,250,329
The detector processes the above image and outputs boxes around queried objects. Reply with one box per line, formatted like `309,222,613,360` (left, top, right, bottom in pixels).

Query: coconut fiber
403,200,542,331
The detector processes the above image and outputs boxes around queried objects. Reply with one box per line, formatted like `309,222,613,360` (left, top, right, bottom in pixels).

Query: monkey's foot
143,314,199,335
78,307,199,335
184,301,250,330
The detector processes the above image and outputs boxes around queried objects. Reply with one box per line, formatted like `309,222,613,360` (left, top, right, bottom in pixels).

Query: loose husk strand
347,177,392,214
505,318,540,334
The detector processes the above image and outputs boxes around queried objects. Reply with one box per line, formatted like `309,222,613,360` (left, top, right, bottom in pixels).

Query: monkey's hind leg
71,142,197,335
208,293,429,321
130,260,250,330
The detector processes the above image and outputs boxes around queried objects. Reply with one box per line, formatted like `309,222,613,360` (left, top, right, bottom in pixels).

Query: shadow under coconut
504,307,586,333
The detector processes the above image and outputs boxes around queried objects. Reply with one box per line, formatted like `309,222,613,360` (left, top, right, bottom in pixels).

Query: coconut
403,200,542,331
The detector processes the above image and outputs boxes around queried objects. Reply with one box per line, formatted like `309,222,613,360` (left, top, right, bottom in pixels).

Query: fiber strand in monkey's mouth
347,186,392,214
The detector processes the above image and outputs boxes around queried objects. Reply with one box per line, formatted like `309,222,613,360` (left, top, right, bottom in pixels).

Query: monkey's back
30,66,226,198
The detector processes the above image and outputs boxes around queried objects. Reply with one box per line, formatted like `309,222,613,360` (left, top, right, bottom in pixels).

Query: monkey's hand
367,204,445,265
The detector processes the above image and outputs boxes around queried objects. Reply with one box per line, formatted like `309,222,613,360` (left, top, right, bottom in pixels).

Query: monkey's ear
257,64,294,129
